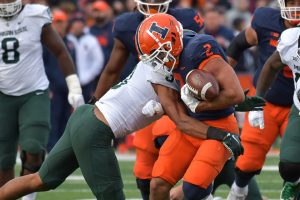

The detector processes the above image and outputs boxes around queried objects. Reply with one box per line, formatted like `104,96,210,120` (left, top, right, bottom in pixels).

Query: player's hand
222,133,244,160
180,84,200,113
234,89,266,112
248,110,264,129
66,74,85,109
142,100,164,117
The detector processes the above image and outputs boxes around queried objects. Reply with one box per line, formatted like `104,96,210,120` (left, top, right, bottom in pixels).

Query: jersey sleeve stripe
198,55,222,70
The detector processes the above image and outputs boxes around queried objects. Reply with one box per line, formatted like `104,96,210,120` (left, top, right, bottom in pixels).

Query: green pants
280,104,300,163
39,105,125,200
0,90,50,170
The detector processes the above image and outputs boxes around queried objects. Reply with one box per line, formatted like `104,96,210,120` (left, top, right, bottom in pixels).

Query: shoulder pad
23,4,51,18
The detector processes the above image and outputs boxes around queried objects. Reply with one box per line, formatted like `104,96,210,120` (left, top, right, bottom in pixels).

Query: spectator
225,0,252,28
204,8,234,50
43,9,76,151
89,1,114,66
67,13,105,102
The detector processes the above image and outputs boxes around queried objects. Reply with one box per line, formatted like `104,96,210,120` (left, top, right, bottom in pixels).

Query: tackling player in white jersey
252,27,300,200
0,14,243,200
0,1,83,200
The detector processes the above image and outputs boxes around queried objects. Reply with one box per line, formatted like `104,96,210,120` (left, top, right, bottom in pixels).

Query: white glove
142,100,164,117
65,74,85,109
248,110,264,129
180,84,200,113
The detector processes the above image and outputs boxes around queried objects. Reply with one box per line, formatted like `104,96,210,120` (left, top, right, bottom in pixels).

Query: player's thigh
0,92,20,169
280,105,300,163
38,113,79,189
152,129,198,185
183,140,230,188
71,105,123,196
19,90,50,153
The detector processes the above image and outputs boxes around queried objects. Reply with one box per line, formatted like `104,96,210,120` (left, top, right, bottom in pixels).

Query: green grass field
23,153,282,200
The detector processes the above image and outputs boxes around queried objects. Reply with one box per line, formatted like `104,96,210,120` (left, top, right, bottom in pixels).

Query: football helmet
0,0,22,17
135,13,183,77
135,0,172,16
278,0,300,23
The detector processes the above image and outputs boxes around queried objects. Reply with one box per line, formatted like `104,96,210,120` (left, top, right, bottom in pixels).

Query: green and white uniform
0,4,52,169
277,27,300,163
39,61,178,200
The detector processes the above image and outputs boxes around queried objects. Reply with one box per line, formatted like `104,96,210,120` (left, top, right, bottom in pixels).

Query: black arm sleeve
227,30,252,61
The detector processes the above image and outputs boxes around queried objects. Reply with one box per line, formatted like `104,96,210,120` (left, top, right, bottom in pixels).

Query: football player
88,1,204,199
0,1,84,200
0,14,243,200
251,27,300,200
226,0,300,199
134,14,244,200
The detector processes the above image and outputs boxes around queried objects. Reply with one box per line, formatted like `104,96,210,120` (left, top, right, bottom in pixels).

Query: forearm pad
227,30,252,61
207,126,227,141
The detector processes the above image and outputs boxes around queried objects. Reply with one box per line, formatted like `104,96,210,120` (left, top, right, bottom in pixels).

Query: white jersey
0,4,51,96
95,62,178,138
277,27,300,110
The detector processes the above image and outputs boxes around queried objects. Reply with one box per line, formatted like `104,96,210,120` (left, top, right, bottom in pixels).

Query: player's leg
0,105,81,199
133,123,158,200
71,105,125,200
183,139,231,200
18,90,50,200
0,92,19,186
151,129,197,200
228,102,289,200
279,105,300,200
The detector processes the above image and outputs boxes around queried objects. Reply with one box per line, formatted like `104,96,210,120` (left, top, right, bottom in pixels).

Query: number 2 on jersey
1,37,20,64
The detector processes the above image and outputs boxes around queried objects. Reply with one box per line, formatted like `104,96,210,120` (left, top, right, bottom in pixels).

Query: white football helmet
0,0,22,17
134,0,172,16
278,0,300,21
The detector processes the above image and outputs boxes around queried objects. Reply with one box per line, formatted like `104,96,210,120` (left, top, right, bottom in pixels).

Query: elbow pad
227,30,252,61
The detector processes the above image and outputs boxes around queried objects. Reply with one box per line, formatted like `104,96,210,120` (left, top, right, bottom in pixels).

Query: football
186,69,219,101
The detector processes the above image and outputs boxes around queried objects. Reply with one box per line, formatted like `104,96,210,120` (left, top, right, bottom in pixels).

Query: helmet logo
149,22,169,39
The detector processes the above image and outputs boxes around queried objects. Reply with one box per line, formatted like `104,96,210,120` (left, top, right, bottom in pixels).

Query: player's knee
279,161,300,182
150,178,171,195
20,150,45,175
182,181,212,200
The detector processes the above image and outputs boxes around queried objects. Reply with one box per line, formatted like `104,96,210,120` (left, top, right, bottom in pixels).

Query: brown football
186,69,219,101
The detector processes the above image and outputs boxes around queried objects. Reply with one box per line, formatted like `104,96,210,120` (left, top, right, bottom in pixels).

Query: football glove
222,133,244,160
234,89,266,112
142,100,164,117
66,74,85,109
181,84,200,113
248,110,264,129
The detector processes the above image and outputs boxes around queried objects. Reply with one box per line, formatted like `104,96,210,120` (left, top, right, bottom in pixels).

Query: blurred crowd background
28,0,279,152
